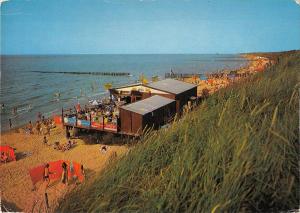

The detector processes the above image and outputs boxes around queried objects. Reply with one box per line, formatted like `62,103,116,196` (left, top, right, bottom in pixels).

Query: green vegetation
58,51,300,212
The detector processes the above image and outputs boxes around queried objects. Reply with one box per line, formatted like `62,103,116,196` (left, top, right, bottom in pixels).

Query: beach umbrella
103,83,112,91
200,74,208,81
139,74,148,84
152,76,159,82
92,100,98,106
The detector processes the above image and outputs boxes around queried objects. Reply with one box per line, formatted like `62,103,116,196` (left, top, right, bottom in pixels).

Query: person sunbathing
54,141,63,150
61,142,71,151
100,145,107,153
63,141,72,151
0,152,8,163
43,136,48,145
27,121,33,134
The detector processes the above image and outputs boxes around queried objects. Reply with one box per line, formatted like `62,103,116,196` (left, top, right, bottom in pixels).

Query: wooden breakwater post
31,71,131,76
165,73,201,79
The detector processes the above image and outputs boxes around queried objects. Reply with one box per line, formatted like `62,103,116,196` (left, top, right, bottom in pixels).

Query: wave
27,94,45,101
87,91,108,98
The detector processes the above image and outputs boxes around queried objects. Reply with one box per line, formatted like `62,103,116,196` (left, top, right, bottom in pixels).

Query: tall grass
58,51,300,212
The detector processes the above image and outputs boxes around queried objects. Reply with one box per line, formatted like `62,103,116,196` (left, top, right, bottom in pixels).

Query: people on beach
0,152,8,163
43,136,48,145
66,129,71,139
9,119,13,129
43,163,53,186
61,162,68,185
81,165,85,177
27,104,32,112
54,92,60,101
66,140,76,150
36,121,42,135
54,141,62,150
27,121,33,134
76,103,81,113
69,162,77,182
47,125,51,136
100,145,107,154
37,112,42,121
12,107,17,115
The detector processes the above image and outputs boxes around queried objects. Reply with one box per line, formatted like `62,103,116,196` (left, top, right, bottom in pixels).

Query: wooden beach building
58,79,197,137
146,79,197,113
119,95,176,135
109,83,171,103
110,79,197,113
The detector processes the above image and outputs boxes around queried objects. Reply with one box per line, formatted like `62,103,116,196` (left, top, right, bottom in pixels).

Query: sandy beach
0,125,128,212
182,54,273,96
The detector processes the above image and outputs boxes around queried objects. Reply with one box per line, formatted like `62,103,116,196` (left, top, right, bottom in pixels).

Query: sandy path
0,126,128,212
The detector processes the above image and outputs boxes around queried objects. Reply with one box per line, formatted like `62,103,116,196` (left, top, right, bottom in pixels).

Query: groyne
30,71,131,76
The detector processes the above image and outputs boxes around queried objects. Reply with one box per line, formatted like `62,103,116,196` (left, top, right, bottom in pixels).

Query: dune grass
58,51,300,212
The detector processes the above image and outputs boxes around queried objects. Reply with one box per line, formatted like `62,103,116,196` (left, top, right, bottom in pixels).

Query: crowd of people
23,113,56,136
53,140,77,152
181,55,273,97
41,161,85,209
43,161,85,186
65,97,122,129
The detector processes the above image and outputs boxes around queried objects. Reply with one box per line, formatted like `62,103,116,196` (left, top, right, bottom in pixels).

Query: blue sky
1,0,300,54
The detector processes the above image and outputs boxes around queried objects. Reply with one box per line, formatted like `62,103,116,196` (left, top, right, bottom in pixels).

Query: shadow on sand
1,199,22,212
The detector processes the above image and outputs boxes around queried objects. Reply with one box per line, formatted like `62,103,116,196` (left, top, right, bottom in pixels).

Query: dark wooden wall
175,87,197,113
120,100,176,135
120,109,143,135
142,101,176,133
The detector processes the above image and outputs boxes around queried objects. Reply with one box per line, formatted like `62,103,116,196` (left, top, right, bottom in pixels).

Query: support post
90,114,92,128
62,108,64,124
45,192,49,209
102,116,104,130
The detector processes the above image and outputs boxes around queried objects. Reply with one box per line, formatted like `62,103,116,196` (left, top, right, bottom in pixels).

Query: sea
0,54,247,132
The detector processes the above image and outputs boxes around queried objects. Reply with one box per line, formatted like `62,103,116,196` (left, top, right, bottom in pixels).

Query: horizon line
1,50,298,56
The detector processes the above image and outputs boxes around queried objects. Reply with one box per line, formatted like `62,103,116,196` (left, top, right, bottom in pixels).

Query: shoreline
181,53,274,96
0,53,275,212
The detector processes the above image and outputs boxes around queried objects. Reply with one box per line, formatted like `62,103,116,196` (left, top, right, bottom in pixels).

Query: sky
1,0,300,54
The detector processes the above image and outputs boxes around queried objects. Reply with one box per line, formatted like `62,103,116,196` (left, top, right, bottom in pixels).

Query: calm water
0,54,247,131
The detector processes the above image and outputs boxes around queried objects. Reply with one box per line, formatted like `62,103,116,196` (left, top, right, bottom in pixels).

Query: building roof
147,79,196,95
111,82,142,90
121,95,175,115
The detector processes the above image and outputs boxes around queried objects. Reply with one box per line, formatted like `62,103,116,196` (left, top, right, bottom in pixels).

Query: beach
0,125,128,212
0,53,273,212
181,54,273,96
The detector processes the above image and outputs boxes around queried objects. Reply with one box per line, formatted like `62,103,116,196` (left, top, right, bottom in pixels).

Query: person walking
61,162,68,185
9,119,12,129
